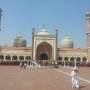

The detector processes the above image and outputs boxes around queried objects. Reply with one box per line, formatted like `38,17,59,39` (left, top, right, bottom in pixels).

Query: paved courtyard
0,66,90,90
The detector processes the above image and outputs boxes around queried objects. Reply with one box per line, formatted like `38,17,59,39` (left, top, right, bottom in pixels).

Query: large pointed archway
40,53,48,60
36,42,52,61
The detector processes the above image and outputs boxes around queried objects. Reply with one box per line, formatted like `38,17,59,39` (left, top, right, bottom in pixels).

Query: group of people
19,61,41,69
19,62,27,68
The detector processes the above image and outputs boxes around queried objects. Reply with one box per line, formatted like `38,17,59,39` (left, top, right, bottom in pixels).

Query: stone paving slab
58,66,90,81
0,66,89,90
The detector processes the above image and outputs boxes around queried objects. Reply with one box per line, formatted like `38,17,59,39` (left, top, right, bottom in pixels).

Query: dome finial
42,24,45,28
19,32,23,37
41,24,46,32
37,25,49,35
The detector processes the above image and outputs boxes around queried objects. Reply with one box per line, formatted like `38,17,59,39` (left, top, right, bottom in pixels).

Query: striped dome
60,36,74,48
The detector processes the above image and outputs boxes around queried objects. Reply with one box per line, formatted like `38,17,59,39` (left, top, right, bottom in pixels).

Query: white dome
14,35,27,47
37,27,49,36
60,36,74,48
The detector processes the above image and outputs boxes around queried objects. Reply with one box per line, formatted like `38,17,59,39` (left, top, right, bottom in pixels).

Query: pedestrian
77,63,80,68
19,62,22,68
24,62,27,69
38,64,41,67
71,67,80,89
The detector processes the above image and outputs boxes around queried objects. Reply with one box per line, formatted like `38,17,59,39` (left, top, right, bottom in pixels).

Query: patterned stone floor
0,66,90,90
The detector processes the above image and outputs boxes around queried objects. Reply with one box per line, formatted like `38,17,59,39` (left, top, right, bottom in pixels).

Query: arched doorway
36,42,52,61
12,55,18,60
0,55,4,60
40,53,48,60
6,55,11,60
70,57,75,66
19,56,24,60
25,56,31,60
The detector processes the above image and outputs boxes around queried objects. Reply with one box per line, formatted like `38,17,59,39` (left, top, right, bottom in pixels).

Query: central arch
36,42,52,61
40,53,48,60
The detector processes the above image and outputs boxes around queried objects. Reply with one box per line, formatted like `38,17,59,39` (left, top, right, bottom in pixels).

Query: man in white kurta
71,67,79,89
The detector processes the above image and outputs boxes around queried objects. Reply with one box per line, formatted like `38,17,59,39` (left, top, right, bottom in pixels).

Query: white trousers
72,77,79,88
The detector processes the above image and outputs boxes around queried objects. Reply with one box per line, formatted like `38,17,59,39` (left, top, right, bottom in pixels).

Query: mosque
0,9,90,66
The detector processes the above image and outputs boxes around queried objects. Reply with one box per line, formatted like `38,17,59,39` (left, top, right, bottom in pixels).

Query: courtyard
0,66,90,90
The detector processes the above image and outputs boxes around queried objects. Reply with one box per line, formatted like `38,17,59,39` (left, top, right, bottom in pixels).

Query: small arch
25,56,31,60
19,56,24,60
0,55,4,60
64,57,69,65
82,57,87,62
12,56,18,60
57,56,63,65
6,55,11,60
69,57,75,66
76,57,81,62
64,57,69,61
70,57,75,61
58,57,62,61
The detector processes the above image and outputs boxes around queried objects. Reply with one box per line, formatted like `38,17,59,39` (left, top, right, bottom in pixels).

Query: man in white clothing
71,67,80,89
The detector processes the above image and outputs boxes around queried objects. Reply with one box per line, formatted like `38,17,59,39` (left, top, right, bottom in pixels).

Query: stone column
86,12,90,62
0,8,2,31
32,27,35,60
74,58,77,67
55,29,58,62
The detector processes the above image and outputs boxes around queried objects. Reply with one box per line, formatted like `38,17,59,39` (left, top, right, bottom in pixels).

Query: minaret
32,27,35,60
0,8,2,31
55,29,58,61
86,12,90,62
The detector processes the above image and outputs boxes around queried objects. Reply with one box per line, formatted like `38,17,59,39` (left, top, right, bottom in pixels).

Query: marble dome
14,35,27,47
37,27,49,36
60,36,74,48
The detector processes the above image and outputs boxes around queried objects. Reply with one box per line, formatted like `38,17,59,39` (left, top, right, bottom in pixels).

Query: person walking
71,67,80,89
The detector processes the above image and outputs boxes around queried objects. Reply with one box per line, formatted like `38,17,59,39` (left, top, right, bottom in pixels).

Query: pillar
86,12,90,62
0,8,2,31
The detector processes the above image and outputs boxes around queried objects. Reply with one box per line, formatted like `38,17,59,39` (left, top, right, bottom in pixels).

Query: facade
0,11,90,65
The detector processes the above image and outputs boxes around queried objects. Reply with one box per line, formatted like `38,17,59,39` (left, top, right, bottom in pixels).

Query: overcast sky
0,0,90,48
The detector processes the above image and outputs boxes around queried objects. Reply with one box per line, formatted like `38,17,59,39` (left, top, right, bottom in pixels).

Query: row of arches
0,55,87,63
0,55,31,61
57,56,87,62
